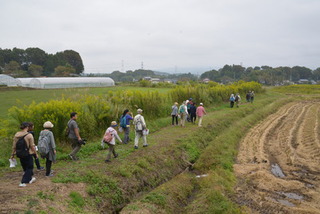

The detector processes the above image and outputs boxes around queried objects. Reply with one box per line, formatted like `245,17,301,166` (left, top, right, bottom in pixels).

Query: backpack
15,134,30,158
135,116,143,131
103,130,113,143
120,115,127,128
179,105,185,113
235,95,239,102
230,97,235,102
38,134,50,157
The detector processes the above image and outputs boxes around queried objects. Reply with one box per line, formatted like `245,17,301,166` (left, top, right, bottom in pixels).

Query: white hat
43,121,54,128
137,109,143,113
200,103,203,106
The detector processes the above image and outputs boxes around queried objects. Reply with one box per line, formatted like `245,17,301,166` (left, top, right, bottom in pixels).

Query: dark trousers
32,154,41,169
123,127,130,144
230,101,234,108
106,144,117,160
20,155,34,183
190,114,196,123
46,155,52,176
172,115,178,125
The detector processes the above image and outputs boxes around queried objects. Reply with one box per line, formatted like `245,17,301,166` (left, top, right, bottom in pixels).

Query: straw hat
137,109,143,113
43,121,54,128
111,121,118,127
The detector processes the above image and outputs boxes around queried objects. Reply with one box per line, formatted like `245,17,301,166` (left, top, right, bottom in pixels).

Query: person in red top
196,103,207,127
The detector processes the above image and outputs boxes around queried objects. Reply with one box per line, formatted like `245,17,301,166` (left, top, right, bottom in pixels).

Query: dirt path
234,100,320,213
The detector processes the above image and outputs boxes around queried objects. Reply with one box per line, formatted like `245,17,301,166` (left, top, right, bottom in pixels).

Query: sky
1,0,320,73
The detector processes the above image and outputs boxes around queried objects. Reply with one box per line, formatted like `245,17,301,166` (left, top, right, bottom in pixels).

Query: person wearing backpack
133,109,147,149
38,121,56,176
27,122,44,171
190,103,197,124
120,109,133,144
178,101,188,127
10,122,37,187
235,93,241,108
67,112,82,161
171,102,179,126
250,91,255,103
104,121,122,163
230,94,235,108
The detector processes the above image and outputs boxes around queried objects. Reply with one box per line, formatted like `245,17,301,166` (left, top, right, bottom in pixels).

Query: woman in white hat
104,121,122,163
38,121,56,177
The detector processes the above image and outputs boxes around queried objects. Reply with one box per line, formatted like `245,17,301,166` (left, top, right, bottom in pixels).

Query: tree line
87,69,198,82
201,65,320,85
0,47,84,77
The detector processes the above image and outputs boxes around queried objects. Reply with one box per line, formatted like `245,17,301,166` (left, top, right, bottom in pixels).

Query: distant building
202,78,210,83
298,79,309,84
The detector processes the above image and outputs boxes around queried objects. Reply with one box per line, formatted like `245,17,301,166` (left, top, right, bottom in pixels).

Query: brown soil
0,170,89,213
234,100,320,214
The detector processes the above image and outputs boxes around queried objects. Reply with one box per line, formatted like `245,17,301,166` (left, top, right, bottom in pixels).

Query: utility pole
121,60,124,72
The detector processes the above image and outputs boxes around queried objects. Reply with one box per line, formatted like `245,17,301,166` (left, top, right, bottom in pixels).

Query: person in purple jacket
120,109,133,144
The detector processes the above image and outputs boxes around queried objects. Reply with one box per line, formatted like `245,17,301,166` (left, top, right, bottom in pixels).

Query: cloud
1,0,320,73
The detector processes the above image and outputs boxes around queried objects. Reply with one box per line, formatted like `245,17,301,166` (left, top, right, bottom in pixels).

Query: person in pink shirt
196,103,207,127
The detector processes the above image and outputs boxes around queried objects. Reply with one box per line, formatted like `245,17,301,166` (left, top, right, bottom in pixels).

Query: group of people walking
171,98,207,127
230,91,255,108
11,121,56,187
11,92,254,187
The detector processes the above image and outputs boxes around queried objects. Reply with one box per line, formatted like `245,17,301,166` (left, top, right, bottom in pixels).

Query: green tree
54,64,76,77
28,64,43,77
62,50,84,74
25,48,47,67
3,60,27,77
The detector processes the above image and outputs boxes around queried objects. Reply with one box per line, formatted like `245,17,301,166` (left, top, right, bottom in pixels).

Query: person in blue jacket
120,109,133,144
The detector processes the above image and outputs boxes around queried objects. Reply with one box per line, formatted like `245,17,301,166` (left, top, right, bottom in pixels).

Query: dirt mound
234,100,320,213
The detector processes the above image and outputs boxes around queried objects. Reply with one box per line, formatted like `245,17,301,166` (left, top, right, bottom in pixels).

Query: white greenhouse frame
0,74,19,86
28,77,115,89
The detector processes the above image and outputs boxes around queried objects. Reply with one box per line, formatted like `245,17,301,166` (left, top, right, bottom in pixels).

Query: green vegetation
273,84,320,94
69,191,85,207
0,47,84,77
3,83,318,213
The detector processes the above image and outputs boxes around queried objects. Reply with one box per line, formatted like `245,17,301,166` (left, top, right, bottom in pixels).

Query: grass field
0,86,171,119
1,84,318,213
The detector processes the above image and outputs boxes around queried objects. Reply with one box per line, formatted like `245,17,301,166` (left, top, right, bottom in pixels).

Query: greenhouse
28,77,115,89
16,78,34,87
0,74,19,86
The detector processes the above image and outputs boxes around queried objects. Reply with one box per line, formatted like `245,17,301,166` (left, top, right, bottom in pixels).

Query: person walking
171,102,179,126
67,112,82,161
104,121,122,163
133,109,147,149
235,93,241,108
187,98,193,122
250,91,255,103
196,103,207,127
120,109,133,144
39,121,56,176
246,91,251,102
27,122,44,171
190,103,197,124
178,101,188,127
10,122,37,187
230,94,235,108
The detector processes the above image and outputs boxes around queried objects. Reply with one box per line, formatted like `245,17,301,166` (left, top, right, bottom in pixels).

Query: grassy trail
0,90,292,213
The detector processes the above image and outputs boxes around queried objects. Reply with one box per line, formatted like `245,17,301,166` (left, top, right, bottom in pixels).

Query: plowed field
234,100,320,213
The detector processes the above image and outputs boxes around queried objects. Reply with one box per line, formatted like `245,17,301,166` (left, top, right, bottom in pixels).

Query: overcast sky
1,0,320,73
